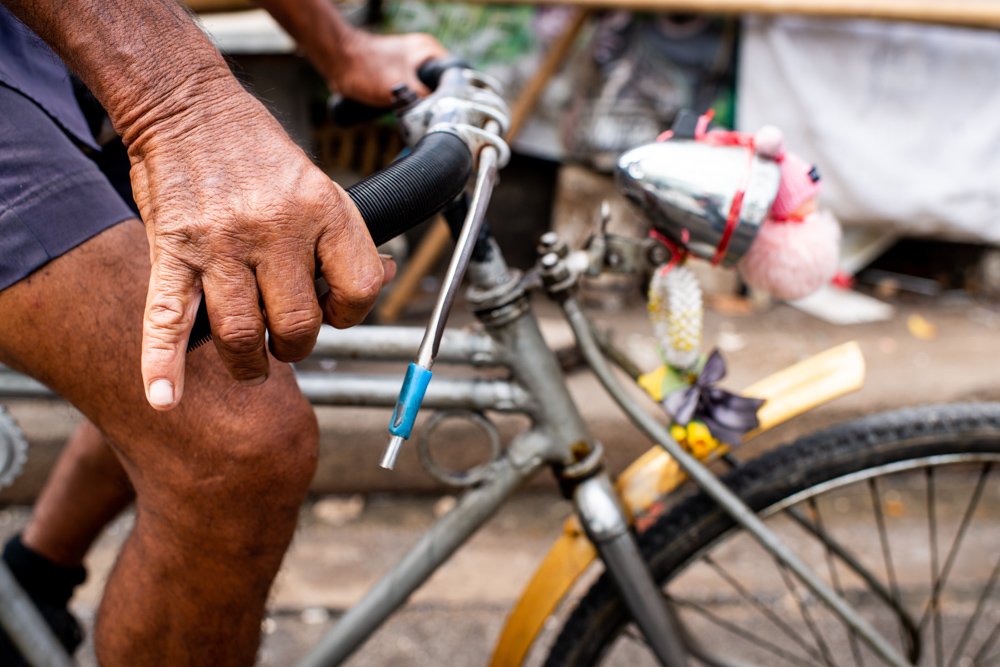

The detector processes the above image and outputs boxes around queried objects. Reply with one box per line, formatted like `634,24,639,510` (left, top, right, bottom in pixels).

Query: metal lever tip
380,435,406,470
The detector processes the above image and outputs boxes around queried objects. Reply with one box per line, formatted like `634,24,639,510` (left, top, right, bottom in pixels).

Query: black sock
0,534,87,660
2,534,86,607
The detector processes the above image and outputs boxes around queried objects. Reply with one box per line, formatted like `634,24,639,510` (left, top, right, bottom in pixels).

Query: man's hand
256,0,448,107
127,81,387,410
327,31,448,106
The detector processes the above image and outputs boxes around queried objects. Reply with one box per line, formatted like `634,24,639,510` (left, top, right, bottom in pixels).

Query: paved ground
3,283,1000,664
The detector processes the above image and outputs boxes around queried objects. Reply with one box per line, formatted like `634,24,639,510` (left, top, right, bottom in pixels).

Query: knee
219,393,319,504
153,389,319,519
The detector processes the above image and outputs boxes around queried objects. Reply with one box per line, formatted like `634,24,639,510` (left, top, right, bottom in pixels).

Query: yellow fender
489,342,866,666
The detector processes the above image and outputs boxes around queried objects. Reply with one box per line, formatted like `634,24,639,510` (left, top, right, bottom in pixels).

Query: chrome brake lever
380,119,506,470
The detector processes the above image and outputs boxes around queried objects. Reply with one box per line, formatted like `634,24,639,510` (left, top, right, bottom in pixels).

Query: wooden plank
429,0,1000,30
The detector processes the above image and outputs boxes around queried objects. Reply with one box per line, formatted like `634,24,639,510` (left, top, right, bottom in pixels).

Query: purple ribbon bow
663,349,765,446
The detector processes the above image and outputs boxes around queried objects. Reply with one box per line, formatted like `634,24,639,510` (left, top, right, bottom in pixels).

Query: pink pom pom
753,125,785,160
737,210,842,300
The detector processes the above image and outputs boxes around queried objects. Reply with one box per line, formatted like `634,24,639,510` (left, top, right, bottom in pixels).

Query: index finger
141,259,202,410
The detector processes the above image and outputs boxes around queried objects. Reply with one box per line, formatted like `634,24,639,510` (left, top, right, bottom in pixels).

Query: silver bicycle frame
0,136,910,667
0,230,910,667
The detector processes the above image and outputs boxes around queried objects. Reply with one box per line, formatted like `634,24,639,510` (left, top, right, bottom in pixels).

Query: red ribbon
660,110,759,266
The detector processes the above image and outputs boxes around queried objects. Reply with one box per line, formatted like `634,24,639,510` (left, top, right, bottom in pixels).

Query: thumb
141,259,201,410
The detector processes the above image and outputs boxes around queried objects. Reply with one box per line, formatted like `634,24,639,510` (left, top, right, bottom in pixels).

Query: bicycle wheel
546,403,1000,666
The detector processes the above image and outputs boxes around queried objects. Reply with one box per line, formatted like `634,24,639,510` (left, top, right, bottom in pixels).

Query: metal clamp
429,122,511,169
398,68,510,149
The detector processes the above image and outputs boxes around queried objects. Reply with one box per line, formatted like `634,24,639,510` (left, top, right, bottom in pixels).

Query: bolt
540,252,560,270
649,244,669,266
537,232,568,258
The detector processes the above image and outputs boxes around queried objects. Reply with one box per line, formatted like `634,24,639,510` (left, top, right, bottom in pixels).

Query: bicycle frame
0,72,913,665
0,237,908,667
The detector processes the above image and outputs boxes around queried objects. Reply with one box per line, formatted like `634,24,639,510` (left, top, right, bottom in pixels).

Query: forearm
1,0,240,145
255,0,359,87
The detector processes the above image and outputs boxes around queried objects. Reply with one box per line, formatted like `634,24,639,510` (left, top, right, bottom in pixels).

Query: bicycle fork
465,247,693,666
572,474,691,665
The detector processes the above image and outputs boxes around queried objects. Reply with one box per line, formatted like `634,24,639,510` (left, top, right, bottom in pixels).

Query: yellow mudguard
489,342,866,666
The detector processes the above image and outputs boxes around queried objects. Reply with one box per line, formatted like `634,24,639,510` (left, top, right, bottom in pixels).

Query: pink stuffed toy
736,125,841,300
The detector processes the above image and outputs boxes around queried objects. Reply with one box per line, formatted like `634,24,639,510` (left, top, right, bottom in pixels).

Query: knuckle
215,319,265,357
344,266,384,306
146,296,189,337
269,307,322,354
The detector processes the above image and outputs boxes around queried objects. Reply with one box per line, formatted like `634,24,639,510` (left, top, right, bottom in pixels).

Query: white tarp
738,16,1000,244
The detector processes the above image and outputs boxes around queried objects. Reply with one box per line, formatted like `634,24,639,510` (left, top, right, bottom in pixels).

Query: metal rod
560,294,910,667
0,369,52,398
311,325,503,366
416,125,500,368
0,368,533,414
295,372,531,412
574,474,691,665
295,454,535,667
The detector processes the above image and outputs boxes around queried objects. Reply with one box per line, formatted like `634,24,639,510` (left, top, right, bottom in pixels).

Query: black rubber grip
186,130,473,351
349,131,472,245
416,56,469,89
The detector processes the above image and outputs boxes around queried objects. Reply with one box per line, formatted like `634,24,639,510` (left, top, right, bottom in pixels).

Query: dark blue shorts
0,83,135,291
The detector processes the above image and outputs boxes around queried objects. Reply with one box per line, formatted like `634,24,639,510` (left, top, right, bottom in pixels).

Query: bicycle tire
545,403,1000,666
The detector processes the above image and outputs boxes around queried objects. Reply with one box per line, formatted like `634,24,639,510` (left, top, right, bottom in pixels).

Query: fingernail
148,379,174,408
378,253,393,260
240,375,268,387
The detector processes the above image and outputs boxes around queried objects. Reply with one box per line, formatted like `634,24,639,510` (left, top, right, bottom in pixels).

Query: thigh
0,220,310,493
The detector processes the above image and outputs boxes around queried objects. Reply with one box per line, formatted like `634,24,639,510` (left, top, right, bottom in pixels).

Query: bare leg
21,421,134,568
0,220,318,666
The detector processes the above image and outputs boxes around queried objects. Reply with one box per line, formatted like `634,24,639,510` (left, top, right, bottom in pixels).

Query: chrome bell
615,140,781,267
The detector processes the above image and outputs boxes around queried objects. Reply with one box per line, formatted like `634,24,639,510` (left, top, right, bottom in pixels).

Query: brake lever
380,119,505,470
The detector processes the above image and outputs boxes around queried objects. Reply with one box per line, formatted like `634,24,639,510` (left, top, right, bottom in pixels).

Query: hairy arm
1,0,387,409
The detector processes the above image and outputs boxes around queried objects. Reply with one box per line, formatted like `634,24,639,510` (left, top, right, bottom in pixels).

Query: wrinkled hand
327,31,449,106
126,83,390,410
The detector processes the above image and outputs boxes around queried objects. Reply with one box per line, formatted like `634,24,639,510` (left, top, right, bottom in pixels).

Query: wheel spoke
808,497,865,666
774,561,836,667
972,619,1000,666
622,624,650,648
920,463,993,632
702,554,825,663
785,504,921,661
669,595,820,666
926,467,944,667
868,476,908,652
949,553,1000,667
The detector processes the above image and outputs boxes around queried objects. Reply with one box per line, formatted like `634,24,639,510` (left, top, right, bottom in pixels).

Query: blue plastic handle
388,363,433,439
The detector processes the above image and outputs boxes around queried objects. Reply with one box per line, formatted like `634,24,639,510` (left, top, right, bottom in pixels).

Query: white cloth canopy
739,16,1000,244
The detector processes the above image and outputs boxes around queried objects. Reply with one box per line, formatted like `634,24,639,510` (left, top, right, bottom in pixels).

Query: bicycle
1,59,998,667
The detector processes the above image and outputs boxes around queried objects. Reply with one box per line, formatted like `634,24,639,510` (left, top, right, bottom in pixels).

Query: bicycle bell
616,139,781,267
